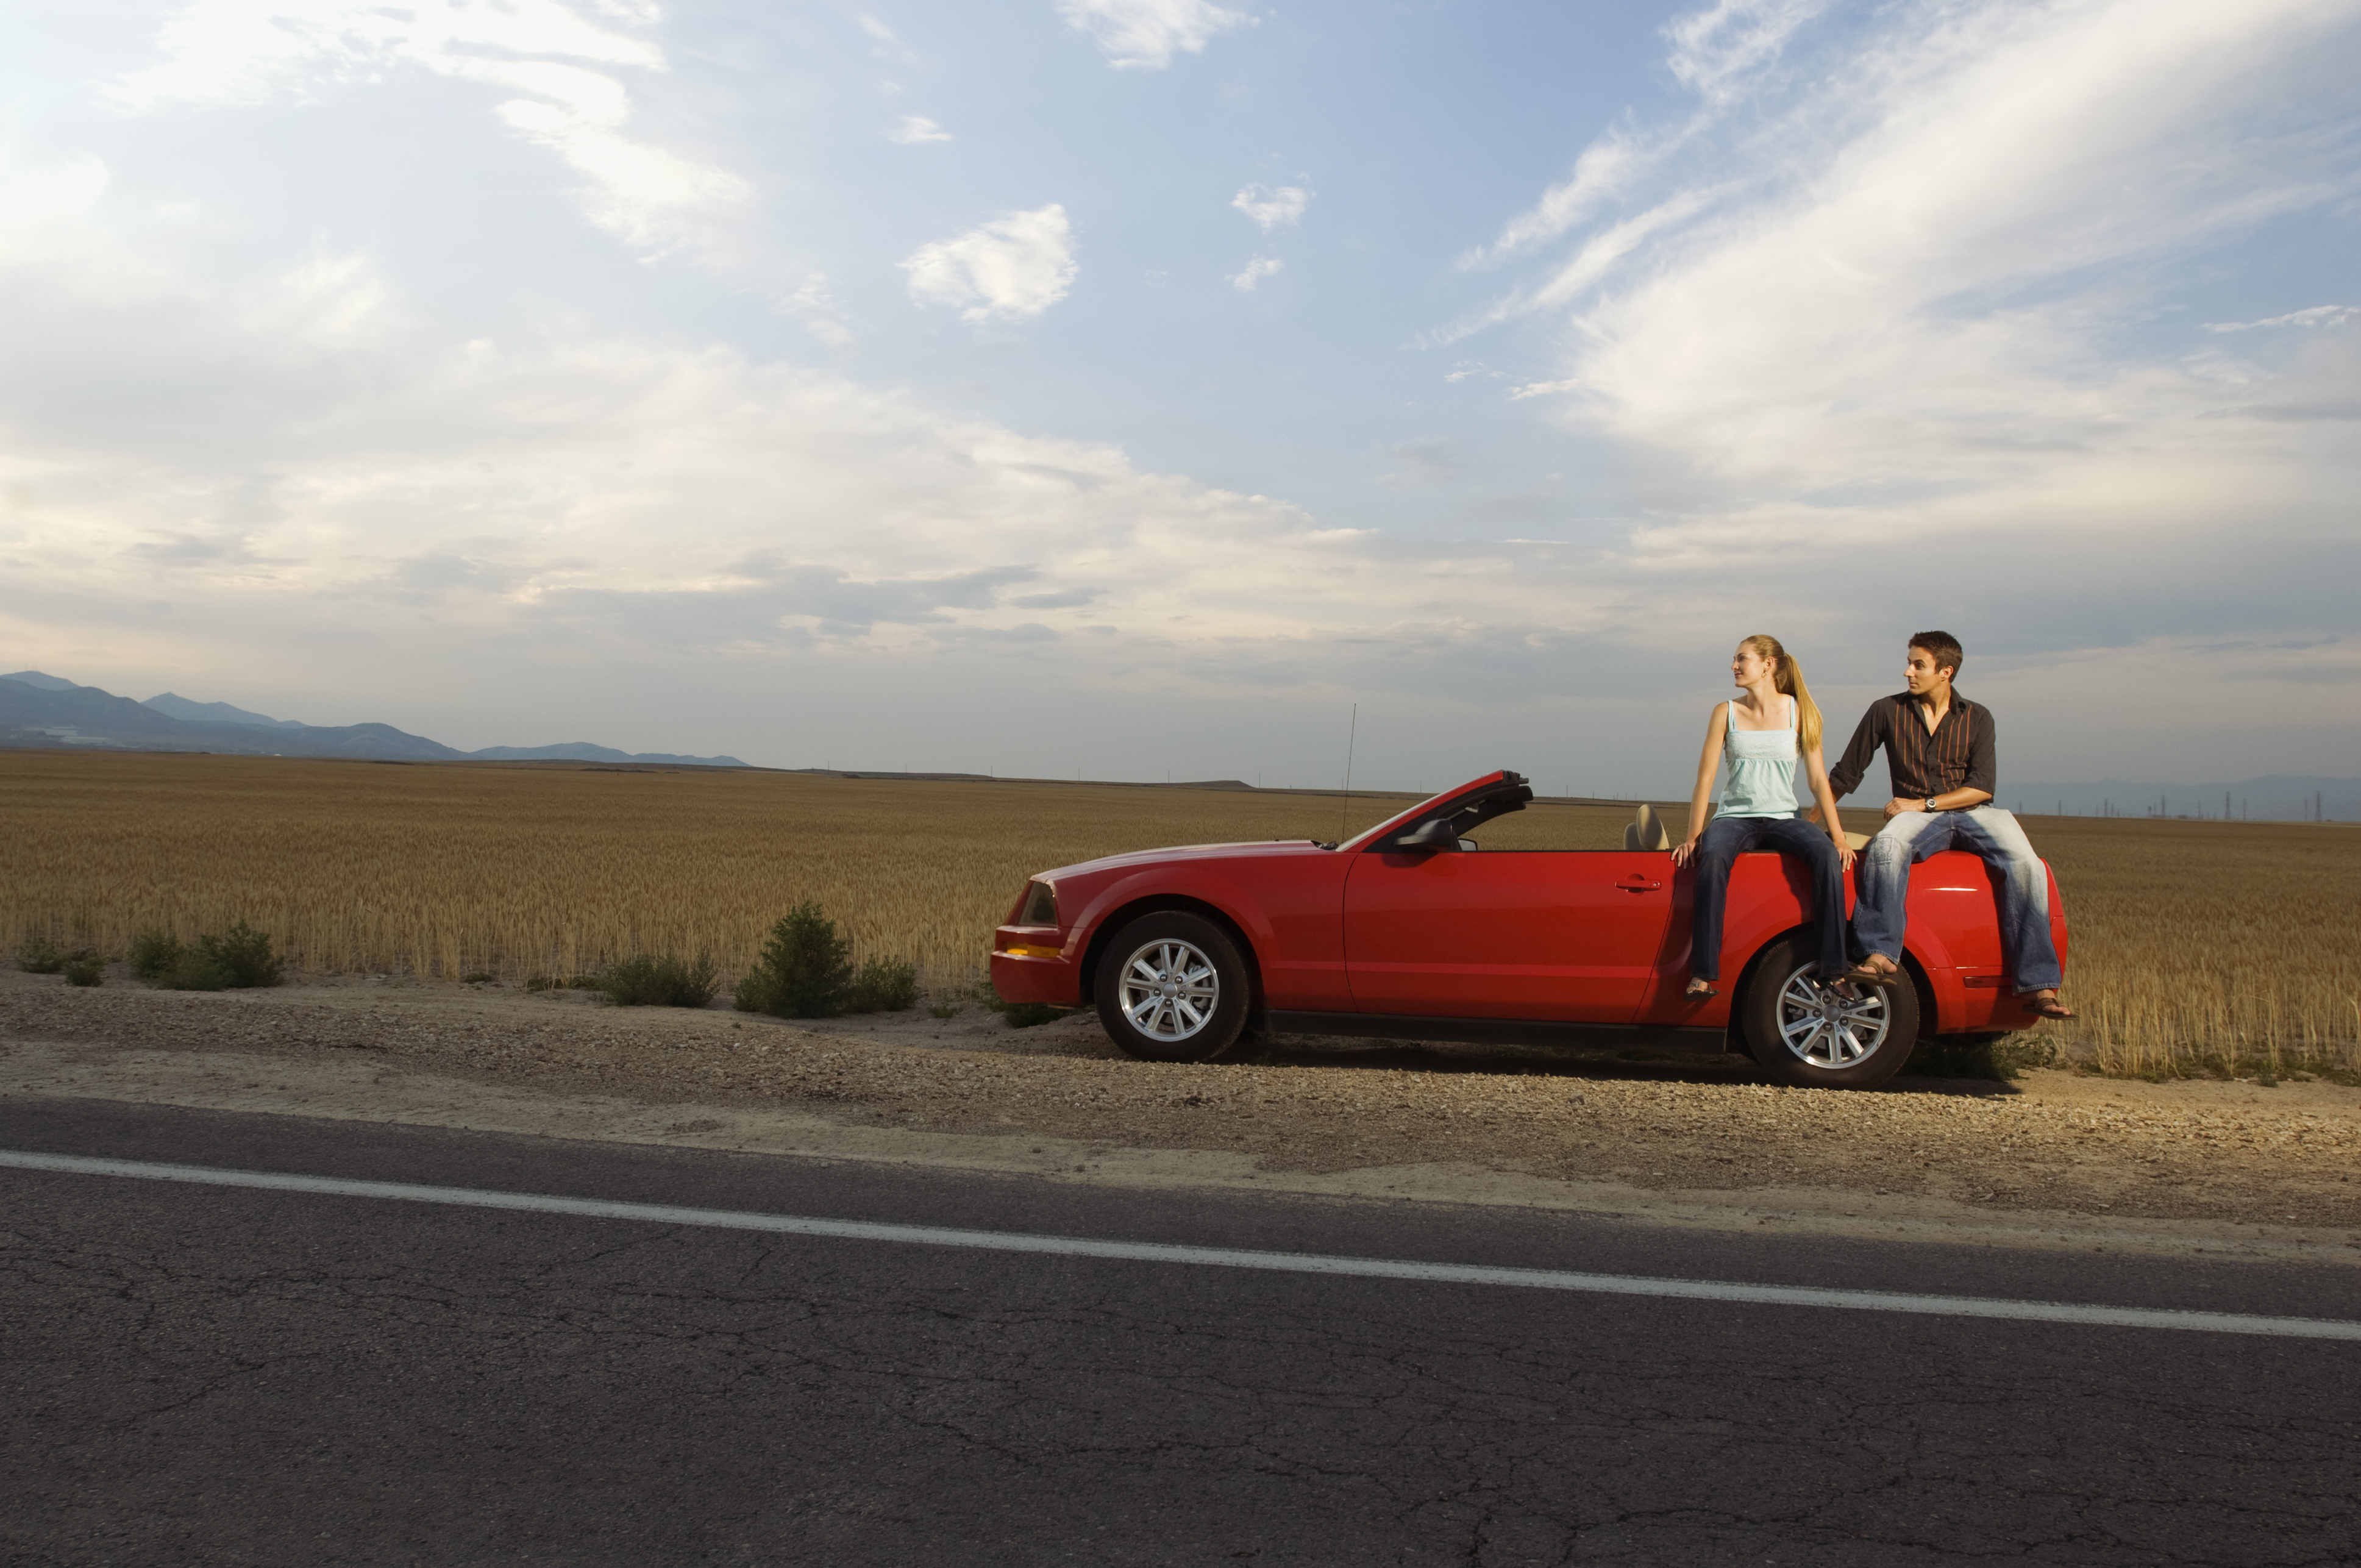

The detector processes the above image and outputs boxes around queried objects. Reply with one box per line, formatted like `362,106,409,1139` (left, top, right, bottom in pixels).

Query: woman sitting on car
1670,635,1855,1000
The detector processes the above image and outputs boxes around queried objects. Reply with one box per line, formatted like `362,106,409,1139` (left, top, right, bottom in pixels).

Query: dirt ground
4,967,2356,1264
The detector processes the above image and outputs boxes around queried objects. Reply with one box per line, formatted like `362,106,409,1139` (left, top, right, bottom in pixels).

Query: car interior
1374,786,1872,853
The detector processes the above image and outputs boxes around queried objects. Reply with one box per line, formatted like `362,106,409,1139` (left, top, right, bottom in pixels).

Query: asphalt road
3,1097,2356,1567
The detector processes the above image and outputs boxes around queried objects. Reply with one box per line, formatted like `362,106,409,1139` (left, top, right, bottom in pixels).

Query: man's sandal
1840,961,1903,988
1683,982,1719,1000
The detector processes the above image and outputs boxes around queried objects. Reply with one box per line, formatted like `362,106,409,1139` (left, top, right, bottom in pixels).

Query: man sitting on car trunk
1824,631,2074,1021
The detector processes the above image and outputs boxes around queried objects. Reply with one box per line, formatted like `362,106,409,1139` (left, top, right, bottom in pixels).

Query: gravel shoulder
4,969,2357,1263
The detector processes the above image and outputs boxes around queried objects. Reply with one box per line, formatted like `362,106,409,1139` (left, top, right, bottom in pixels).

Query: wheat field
0,751,1416,985
3,750,2353,1071
2023,815,2361,1075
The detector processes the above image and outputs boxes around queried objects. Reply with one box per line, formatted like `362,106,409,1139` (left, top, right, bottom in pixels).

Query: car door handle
1616,874,1664,891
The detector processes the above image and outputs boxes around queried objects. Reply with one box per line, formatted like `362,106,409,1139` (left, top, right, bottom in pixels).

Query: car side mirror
1392,818,1463,852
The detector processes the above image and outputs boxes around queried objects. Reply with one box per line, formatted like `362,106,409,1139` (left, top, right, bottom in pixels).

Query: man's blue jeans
1851,805,2062,993
1690,815,1848,982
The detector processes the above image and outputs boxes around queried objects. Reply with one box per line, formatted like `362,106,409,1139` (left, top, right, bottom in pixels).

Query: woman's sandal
2021,994,2076,1021
1683,981,1719,1000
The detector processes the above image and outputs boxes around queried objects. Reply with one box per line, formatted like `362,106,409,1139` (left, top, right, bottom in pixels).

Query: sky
2,0,2356,797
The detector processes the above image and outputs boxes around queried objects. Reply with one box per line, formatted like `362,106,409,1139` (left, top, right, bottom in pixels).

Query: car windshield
1346,775,1685,852
1342,775,1529,849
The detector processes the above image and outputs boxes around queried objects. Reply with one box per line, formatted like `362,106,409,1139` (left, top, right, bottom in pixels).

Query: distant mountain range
0,671,747,768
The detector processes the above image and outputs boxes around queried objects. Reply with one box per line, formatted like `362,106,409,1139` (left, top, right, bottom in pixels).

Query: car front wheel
1093,912,1251,1064
1739,932,1919,1090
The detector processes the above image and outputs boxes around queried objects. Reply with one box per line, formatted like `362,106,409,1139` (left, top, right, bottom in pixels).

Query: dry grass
2025,815,2361,1077
0,752,1421,986
2,752,2353,1073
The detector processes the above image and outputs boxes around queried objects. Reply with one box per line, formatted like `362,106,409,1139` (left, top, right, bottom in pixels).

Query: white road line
6,1147,2356,1340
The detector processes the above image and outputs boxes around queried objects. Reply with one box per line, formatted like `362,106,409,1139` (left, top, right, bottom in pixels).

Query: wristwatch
1923,797,1938,813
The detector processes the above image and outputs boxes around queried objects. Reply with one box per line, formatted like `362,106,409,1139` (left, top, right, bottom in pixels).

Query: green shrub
157,952,232,991
21,935,105,982
734,902,853,1019
524,974,598,992
128,929,183,981
146,921,282,991
846,956,919,1014
196,921,284,988
594,952,719,1008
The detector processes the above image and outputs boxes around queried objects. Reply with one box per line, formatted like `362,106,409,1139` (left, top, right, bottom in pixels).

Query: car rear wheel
1740,932,1918,1091
1094,912,1251,1064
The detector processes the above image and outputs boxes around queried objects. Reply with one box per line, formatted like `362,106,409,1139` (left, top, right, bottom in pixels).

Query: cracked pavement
4,1099,2357,1566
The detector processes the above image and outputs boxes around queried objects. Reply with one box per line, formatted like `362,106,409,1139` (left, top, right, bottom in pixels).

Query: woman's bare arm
1670,705,1725,868
1803,744,1855,870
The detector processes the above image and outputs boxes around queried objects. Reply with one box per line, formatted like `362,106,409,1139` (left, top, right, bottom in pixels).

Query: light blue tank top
1717,696,1799,819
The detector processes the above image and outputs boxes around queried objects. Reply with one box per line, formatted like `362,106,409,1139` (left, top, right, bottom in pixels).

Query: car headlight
1016,880,1057,927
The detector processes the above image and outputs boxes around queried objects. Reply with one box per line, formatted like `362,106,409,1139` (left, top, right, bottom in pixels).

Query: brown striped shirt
1827,691,1996,802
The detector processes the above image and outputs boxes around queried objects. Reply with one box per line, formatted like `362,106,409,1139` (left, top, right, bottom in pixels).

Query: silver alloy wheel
1117,937,1220,1044
1774,962,1893,1069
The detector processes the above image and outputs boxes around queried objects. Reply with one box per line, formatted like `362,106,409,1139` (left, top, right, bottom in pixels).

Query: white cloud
1231,183,1309,232
13,0,2356,782
0,177,1290,640
1227,255,1282,291
1397,0,2361,780
887,115,953,144
108,0,665,110
0,157,111,233
1663,0,1830,102
1055,0,1253,69
858,14,919,66
2203,305,2356,332
1463,0,1826,269
109,1,753,272
1459,126,1656,269
494,91,750,257
1434,188,1722,344
783,274,856,350
902,205,1078,322
1479,0,2361,519
0,148,1667,727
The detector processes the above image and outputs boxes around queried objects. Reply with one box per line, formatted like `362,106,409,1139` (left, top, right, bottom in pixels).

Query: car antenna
1339,702,1357,843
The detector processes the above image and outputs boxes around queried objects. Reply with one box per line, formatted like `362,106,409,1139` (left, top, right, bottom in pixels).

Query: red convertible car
990,771,2067,1090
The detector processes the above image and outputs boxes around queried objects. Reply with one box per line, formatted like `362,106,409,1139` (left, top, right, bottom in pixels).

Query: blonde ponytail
1741,633,1823,754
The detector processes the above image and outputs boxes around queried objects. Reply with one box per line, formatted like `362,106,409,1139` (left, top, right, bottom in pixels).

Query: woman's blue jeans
1689,815,1848,982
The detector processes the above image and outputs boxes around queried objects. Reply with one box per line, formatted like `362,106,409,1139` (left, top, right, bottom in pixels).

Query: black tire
1740,932,1919,1091
1093,912,1252,1064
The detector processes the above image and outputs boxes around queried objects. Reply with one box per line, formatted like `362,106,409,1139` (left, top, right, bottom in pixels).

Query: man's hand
1882,796,1926,819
